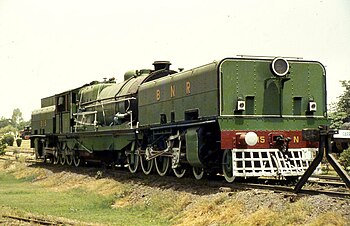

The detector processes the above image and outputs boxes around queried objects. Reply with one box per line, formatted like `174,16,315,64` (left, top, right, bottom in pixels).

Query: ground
0,144,349,225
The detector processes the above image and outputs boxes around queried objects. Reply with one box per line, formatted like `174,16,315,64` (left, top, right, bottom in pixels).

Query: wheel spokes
140,155,154,175
192,167,204,180
173,167,187,178
66,154,73,166
127,152,139,174
73,153,81,167
222,149,235,183
53,151,59,165
60,154,66,165
155,156,170,176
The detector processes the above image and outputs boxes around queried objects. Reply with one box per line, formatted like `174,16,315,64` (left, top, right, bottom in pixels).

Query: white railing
73,111,98,132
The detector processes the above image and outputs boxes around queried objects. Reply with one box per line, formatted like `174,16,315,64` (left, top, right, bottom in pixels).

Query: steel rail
212,181,350,199
1,214,73,225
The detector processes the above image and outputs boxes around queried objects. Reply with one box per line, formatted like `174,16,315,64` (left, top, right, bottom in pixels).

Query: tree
329,80,350,171
0,109,30,136
11,108,24,130
337,80,350,115
329,80,350,129
0,125,17,136
0,117,11,128
339,149,350,171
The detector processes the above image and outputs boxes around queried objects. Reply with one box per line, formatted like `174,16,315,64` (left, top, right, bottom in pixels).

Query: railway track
221,181,350,199
308,174,347,187
1,214,73,225
310,174,343,181
1,153,349,199
38,160,350,199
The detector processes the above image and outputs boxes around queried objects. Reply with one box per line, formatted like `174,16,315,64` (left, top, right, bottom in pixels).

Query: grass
0,160,348,226
0,172,170,225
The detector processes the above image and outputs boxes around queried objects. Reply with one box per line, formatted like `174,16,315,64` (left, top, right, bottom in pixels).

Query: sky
0,0,349,120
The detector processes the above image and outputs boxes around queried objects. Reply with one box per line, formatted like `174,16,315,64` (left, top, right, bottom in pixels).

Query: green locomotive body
139,62,219,125
30,56,327,181
137,57,327,180
31,73,148,166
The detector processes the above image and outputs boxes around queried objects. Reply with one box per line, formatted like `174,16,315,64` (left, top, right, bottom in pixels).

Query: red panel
221,130,318,149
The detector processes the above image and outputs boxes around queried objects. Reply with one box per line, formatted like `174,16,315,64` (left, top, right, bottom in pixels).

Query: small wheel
140,155,154,175
53,151,59,165
60,154,66,165
127,152,139,174
155,156,170,176
192,167,204,180
73,154,81,167
64,145,73,166
66,154,73,166
173,167,187,178
222,149,235,183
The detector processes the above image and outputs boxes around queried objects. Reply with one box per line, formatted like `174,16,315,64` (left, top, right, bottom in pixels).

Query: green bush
2,134,14,146
0,139,6,155
0,125,17,136
16,138,22,147
339,148,350,171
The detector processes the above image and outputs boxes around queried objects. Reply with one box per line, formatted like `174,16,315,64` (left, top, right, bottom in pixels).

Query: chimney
153,61,171,71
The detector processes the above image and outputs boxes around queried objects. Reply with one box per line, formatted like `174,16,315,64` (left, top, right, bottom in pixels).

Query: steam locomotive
30,56,328,182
